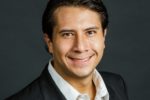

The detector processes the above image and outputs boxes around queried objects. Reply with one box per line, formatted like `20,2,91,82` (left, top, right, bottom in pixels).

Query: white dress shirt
48,60,109,100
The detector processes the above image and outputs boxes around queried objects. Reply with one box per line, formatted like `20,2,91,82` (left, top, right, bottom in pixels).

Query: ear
103,29,107,49
43,33,53,53
104,29,107,38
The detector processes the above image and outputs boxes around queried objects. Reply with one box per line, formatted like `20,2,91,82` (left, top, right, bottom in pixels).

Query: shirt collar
48,60,109,100
48,60,79,100
93,70,109,100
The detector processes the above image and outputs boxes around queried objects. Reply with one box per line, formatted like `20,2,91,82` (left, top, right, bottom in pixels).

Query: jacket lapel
40,65,67,100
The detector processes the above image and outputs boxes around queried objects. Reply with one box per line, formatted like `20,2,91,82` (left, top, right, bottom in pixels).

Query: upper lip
69,57,88,60
68,55,94,60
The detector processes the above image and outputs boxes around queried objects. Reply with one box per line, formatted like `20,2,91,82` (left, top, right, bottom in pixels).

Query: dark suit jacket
6,66,129,100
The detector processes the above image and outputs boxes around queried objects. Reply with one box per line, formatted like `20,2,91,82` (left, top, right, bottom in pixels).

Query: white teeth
68,54,94,62
69,56,91,61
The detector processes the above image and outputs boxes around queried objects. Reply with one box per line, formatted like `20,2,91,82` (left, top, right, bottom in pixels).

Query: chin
72,68,94,78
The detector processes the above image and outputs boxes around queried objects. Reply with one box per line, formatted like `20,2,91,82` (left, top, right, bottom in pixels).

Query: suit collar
40,65,116,100
40,65,66,100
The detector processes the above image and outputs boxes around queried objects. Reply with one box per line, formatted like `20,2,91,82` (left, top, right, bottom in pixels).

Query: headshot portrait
0,0,149,100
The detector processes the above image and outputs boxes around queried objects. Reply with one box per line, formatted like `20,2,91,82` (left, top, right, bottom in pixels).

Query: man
6,0,129,100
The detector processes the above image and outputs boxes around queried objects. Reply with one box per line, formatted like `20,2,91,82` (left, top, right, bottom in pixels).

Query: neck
52,61,96,99
67,75,96,100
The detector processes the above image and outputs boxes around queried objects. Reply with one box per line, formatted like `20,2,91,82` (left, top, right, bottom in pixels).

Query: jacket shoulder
100,71,127,90
100,71,124,82
5,66,66,100
5,77,44,100
100,71,129,100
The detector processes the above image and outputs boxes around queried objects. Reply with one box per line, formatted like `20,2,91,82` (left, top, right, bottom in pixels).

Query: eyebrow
84,26,100,31
58,26,100,33
59,29,75,34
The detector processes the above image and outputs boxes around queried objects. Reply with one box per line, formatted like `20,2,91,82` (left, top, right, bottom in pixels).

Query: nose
73,33,89,53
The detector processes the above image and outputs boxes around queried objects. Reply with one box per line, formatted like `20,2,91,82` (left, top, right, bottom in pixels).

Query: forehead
53,6,102,28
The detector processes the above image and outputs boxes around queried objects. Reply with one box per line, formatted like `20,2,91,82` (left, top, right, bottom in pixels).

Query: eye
61,32,74,38
87,30,96,36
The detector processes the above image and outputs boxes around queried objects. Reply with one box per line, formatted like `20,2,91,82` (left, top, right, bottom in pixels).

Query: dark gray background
0,0,149,99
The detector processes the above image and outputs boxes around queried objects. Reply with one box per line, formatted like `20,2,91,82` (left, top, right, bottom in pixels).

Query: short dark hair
42,0,109,40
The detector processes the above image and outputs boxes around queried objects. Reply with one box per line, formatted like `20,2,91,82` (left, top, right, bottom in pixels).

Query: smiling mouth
68,55,94,63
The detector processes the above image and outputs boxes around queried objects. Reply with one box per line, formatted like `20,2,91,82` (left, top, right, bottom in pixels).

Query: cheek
90,37,105,51
53,40,73,57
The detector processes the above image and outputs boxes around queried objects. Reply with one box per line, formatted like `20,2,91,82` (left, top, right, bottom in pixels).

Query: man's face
45,6,106,80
